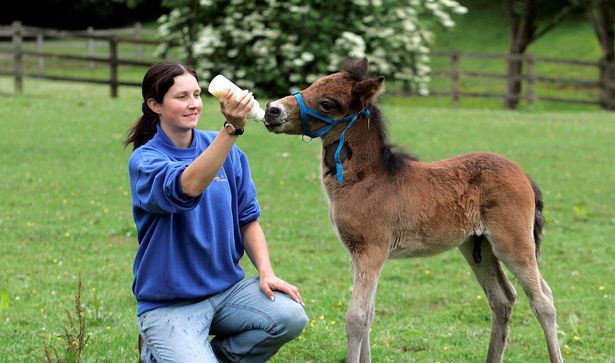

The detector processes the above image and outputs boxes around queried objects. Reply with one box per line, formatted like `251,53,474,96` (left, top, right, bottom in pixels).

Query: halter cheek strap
292,91,370,184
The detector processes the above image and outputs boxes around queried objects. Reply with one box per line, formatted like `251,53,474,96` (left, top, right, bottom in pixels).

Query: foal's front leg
345,247,387,363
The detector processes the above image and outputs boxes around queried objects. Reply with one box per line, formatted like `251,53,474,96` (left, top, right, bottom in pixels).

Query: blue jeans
137,277,308,363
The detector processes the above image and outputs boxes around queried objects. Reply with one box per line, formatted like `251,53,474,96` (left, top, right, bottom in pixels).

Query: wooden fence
402,50,615,108
0,21,164,97
1,22,614,108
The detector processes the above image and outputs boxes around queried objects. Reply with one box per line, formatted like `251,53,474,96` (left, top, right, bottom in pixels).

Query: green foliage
157,0,467,96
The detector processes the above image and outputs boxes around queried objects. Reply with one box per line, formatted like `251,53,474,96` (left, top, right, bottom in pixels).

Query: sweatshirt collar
153,124,200,158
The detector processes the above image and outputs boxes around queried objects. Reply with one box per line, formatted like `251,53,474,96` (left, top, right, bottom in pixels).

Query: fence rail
0,21,165,97
1,23,614,108
416,50,615,108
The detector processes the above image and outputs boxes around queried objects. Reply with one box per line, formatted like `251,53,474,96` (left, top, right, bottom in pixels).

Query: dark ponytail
124,61,199,150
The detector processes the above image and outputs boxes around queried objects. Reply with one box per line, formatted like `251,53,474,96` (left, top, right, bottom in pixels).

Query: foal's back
341,151,536,258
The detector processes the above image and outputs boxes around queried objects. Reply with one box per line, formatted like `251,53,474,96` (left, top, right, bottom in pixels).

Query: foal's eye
319,100,335,113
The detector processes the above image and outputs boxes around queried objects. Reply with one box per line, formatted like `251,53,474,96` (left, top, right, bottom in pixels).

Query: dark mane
368,105,419,175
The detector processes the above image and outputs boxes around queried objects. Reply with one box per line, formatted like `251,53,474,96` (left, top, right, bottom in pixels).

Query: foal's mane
343,66,419,176
367,104,419,176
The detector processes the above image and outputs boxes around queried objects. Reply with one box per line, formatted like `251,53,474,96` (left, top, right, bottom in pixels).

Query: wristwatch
223,121,244,136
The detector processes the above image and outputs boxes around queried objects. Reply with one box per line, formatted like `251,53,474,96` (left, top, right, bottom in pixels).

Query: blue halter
292,91,370,184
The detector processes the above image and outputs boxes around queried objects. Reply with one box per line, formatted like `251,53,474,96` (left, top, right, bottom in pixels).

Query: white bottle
208,74,266,121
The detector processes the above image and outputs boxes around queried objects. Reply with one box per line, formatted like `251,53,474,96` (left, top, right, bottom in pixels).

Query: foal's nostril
266,106,281,118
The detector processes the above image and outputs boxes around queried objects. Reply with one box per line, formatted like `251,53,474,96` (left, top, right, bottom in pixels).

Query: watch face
224,122,243,135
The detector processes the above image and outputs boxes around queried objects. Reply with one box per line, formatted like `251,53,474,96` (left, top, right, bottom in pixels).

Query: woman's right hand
219,88,254,129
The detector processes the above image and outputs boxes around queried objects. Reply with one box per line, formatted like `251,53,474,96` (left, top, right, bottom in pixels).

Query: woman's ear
146,98,160,115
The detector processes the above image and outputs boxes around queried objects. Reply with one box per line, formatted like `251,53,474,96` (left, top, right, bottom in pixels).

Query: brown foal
263,58,562,363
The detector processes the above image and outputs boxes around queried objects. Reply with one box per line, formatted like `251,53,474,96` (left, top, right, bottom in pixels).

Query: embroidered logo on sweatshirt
213,175,228,183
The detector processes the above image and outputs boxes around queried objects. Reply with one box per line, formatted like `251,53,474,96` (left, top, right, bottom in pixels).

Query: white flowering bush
158,0,466,97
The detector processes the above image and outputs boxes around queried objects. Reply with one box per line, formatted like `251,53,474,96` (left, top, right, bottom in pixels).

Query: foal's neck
321,107,388,185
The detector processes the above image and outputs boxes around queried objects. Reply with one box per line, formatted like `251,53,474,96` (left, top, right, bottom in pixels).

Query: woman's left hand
259,274,304,306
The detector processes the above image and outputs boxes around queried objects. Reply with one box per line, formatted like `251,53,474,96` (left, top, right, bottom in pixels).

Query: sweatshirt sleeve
234,149,261,226
129,153,202,214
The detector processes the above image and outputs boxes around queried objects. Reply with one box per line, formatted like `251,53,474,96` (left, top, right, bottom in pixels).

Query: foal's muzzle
264,101,287,130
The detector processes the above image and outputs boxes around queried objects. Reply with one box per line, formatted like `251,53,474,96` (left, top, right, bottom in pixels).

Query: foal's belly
388,228,473,259
388,237,467,258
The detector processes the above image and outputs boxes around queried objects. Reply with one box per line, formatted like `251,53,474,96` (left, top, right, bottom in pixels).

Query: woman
124,61,307,362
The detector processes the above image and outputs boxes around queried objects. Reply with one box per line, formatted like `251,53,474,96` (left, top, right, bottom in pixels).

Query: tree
0,0,163,29
584,0,615,109
157,0,467,97
504,0,578,109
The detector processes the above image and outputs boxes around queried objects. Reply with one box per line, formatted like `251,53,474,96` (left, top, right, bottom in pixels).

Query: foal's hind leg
459,236,517,363
487,229,563,363
503,259,562,362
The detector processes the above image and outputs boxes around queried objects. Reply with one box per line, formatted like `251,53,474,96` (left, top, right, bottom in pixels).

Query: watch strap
223,121,244,135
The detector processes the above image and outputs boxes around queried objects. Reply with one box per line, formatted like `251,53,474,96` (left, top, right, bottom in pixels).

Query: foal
263,58,562,363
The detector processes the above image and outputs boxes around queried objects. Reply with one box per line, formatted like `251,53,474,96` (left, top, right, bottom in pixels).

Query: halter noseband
292,91,370,184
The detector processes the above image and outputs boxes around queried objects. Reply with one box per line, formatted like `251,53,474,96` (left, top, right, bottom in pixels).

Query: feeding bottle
208,74,265,121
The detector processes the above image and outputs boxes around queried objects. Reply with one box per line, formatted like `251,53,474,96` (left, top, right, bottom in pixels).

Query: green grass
0,79,614,362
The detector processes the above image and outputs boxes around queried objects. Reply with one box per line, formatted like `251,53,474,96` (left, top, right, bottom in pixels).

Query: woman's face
150,73,203,132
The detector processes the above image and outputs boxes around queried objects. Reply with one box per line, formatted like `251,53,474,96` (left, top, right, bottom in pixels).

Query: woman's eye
320,100,335,112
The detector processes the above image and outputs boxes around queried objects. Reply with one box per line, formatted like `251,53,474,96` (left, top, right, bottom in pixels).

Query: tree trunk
505,52,525,109
588,0,615,110
599,56,615,110
504,0,535,109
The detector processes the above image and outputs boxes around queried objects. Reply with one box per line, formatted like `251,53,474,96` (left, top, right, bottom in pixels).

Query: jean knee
275,302,308,341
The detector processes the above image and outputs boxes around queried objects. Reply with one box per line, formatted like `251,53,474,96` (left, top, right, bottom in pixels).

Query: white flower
454,5,468,14
301,52,315,62
442,18,455,28
236,69,247,79
159,0,466,96
306,74,320,83
290,73,302,82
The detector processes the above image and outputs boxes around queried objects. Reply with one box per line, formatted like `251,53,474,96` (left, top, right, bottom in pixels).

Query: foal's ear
356,76,385,105
346,57,369,81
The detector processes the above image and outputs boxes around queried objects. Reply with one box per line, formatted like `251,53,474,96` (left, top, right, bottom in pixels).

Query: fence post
87,26,96,69
109,37,118,98
451,51,460,107
36,30,45,70
526,53,534,107
12,21,23,94
135,22,142,61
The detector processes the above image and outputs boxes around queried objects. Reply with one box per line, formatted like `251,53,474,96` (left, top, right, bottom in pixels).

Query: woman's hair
123,61,199,150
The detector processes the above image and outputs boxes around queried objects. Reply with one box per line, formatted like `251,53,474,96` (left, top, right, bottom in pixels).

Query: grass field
0,79,613,362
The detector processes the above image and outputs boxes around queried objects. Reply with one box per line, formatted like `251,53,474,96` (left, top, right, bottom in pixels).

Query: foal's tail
529,176,545,259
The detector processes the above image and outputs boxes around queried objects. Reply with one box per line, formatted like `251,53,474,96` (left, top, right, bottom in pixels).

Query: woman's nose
190,96,202,108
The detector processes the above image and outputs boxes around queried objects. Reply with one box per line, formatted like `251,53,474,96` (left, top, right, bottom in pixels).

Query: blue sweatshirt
128,125,260,315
